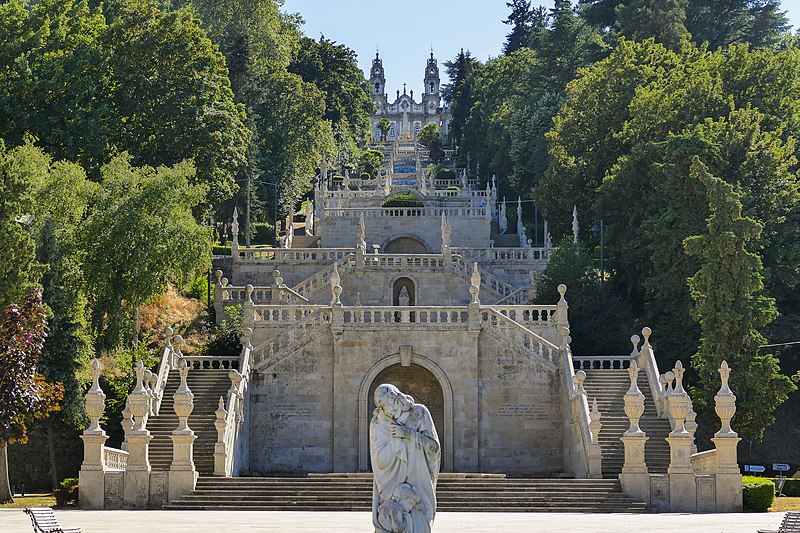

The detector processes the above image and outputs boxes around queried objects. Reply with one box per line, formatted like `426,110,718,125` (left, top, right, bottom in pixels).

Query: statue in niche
371,384,440,533
398,286,411,306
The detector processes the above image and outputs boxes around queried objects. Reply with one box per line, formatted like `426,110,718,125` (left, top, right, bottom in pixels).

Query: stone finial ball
173,335,184,346
631,334,640,345
243,327,253,337
575,370,586,382
165,326,174,337
558,284,567,294
559,327,570,337
642,326,652,338
665,370,675,381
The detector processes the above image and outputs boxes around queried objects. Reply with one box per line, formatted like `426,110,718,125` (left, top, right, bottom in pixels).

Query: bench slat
25,507,81,533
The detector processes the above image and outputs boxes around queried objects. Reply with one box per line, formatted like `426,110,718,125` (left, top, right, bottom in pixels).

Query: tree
503,0,537,54
289,36,373,156
104,0,250,204
686,0,790,50
418,124,444,164
616,0,690,48
358,150,383,179
0,140,43,311
0,289,63,503
11,140,95,487
378,118,392,143
443,49,483,147
535,237,634,355
684,158,795,439
82,155,211,349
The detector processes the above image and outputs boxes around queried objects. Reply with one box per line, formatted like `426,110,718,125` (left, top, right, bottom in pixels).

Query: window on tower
430,83,435,94
374,82,381,94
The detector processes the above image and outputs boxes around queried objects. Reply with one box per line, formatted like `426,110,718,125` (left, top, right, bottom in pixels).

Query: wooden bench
759,511,800,533
24,507,81,533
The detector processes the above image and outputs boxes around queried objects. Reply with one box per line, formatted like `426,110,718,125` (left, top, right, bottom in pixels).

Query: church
368,52,452,141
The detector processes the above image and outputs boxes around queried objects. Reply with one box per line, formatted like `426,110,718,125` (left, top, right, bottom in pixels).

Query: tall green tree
82,155,211,348
502,0,539,54
684,157,795,439
0,289,63,503
615,0,690,48
443,49,483,148
0,141,43,310
686,0,789,49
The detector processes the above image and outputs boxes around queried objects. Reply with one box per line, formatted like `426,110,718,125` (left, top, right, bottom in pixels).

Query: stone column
231,207,240,260
620,360,649,502
79,359,107,509
666,361,696,512
169,359,198,501
123,361,152,509
213,397,228,477
468,262,481,337
242,284,255,331
713,361,742,512
330,264,343,335
213,272,225,325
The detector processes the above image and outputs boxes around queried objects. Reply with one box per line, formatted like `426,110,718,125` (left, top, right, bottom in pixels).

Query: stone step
166,476,649,512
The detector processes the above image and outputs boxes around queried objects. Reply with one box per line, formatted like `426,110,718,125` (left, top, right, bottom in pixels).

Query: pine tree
616,0,690,48
442,50,482,148
503,0,536,54
686,0,789,50
684,157,795,440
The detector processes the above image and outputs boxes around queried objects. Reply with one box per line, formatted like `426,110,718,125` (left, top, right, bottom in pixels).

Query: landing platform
308,472,507,479
0,509,786,533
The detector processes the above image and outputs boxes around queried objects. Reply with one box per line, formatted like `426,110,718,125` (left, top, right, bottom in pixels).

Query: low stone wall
8,428,83,491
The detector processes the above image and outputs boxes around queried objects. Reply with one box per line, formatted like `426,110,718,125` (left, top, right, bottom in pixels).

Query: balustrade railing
183,355,240,370
452,255,517,299
220,285,308,306
494,287,536,305
480,309,559,364
561,338,602,479
251,308,332,372
489,305,557,327
452,247,553,264
253,304,329,324
103,446,128,471
325,206,489,218
292,254,353,298
342,306,468,325
235,248,351,263
572,354,632,370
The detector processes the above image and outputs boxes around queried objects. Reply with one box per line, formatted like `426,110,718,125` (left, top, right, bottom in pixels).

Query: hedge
446,186,461,191
436,168,455,179
743,476,775,512
773,478,800,497
382,194,424,208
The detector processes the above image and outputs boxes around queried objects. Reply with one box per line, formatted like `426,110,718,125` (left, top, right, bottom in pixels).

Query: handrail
452,255,517,300
253,304,329,324
561,340,600,478
636,330,666,417
480,308,559,364
291,254,353,298
489,305,557,328
572,354,631,370
494,287,535,305
152,335,175,416
251,307,332,370
103,446,128,471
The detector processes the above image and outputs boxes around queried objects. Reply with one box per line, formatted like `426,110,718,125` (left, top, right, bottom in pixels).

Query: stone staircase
165,476,650,512
581,368,672,479
147,369,231,475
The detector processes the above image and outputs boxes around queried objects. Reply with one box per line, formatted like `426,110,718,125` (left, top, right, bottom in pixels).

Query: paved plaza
0,509,787,532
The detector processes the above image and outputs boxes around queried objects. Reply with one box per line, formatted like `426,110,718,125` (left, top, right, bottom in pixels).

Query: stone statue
398,286,411,307
371,384,440,533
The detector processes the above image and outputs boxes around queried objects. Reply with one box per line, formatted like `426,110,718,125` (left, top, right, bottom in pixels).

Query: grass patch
0,493,56,509
771,497,800,512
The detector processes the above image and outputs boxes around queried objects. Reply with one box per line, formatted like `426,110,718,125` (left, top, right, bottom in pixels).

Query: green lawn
0,493,56,509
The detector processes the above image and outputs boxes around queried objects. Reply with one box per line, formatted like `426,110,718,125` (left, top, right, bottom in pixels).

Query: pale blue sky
283,0,800,95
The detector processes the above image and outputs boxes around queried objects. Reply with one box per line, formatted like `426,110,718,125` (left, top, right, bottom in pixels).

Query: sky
283,0,800,95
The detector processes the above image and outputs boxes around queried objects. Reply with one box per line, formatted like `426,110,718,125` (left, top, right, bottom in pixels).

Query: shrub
446,186,461,191
332,175,344,181
201,305,243,357
743,476,775,512
382,194,424,208
185,272,208,301
251,223,275,245
359,172,371,180
212,244,231,256
773,478,800,497
55,478,79,506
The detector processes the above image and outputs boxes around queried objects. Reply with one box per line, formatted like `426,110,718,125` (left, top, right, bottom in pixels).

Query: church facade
369,52,452,141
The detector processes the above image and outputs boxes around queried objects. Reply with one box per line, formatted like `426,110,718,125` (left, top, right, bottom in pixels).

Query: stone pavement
0,509,786,532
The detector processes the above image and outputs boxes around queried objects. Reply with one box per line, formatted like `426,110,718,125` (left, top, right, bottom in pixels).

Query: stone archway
383,236,429,254
358,354,453,472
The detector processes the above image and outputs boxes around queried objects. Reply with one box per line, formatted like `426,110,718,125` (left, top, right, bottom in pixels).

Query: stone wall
9,428,83,491
477,334,564,475
246,324,566,476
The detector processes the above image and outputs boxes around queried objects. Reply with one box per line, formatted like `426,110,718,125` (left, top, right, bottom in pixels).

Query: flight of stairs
147,369,232,475
581,368,672,479
165,476,650,512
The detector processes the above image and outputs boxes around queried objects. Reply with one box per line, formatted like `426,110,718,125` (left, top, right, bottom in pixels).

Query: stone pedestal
169,433,198,501
123,432,152,509
620,434,649,502
78,432,107,510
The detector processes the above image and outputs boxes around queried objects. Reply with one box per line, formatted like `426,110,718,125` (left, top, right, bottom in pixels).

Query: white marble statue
371,384,440,533
398,286,411,307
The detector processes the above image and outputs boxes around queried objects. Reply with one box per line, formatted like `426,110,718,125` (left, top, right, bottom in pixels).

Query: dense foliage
742,476,776,511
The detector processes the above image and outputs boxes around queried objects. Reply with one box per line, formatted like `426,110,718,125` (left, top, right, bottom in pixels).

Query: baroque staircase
165,475,650,512
581,367,671,479
147,369,231,475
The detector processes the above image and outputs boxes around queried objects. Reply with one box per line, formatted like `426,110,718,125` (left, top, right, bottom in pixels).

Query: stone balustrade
325,206,489,218
342,306,468,325
489,305,557,327
253,304,329,324
235,248,351,263
103,447,128,471
480,309,559,365
182,355,240,370
452,247,552,264
572,354,632,370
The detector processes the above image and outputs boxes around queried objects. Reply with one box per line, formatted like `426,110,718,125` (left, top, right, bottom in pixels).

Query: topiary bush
743,476,775,511
382,194,424,208
251,222,275,245
359,172,370,180
446,186,461,191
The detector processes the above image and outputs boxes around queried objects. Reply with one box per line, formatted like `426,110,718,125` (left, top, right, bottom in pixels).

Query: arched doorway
367,363,445,469
383,236,428,254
